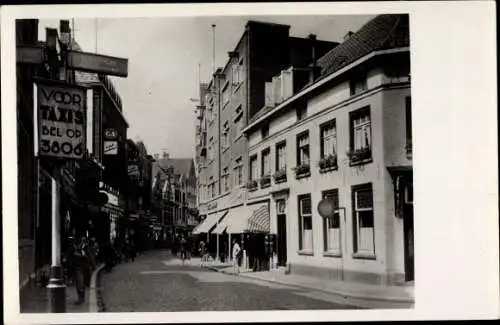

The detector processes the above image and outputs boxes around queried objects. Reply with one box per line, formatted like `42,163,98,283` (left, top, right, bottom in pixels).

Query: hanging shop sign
104,128,118,140
104,141,118,155
37,80,87,159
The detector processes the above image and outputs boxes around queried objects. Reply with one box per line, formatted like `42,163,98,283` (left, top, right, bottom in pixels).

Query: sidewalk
20,281,90,313
199,258,414,309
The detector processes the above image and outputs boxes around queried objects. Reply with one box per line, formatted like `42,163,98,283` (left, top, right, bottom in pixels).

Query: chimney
344,31,354,41
308,34,320,82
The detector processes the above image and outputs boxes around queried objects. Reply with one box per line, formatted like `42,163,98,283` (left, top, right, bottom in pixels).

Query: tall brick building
193,21,338,260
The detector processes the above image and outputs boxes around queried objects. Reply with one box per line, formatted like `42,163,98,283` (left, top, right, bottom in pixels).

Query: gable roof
152,158,194,183
316,14,409,78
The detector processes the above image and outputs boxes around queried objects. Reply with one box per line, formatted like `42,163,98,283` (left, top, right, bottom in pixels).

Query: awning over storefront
247,204,270,233
219,203,270,234
192,210,227,234
101,202,124,216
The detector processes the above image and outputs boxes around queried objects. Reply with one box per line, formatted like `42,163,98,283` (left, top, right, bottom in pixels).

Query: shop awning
247,204,270,233
192,210,227,234
101,203,124,216
222,203,270,234
212,209,233,234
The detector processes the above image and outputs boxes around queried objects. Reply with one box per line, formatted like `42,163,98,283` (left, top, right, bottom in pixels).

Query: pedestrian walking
232,239,241,274
179,235,187,264
72,236,90,305
198,240,207,268
101,241,116,273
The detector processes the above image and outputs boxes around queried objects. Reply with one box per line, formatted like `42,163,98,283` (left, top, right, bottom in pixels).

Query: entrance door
403,182,414,282
277,214,287,267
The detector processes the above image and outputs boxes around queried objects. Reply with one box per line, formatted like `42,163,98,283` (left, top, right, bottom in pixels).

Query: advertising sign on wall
37,80,87,159
104,141,118,155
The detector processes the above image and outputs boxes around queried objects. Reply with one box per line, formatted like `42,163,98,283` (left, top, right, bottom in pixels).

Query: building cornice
243,47,410,134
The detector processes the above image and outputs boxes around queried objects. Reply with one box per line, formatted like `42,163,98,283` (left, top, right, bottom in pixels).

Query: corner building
194,21,337,261
243,15,413,285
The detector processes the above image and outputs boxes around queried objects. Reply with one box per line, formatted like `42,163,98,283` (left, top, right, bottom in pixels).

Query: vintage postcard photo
2,1,498,324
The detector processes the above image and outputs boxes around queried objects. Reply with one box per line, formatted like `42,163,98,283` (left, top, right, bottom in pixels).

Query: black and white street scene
14,12,414,313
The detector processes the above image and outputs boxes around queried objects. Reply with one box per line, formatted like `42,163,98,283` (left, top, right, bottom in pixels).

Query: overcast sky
38,15,375,159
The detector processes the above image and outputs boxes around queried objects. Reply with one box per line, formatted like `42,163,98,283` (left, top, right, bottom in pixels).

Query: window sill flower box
259,175,271,188
348,148,372,165
318,155,338,173
293,164,311,179
246,180,258,191
273,168,287,184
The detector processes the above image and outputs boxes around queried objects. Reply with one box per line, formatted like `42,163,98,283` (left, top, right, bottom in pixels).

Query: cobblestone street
99,251,360,312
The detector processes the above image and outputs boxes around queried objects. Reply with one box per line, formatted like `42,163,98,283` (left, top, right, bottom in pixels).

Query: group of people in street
62,235,137,305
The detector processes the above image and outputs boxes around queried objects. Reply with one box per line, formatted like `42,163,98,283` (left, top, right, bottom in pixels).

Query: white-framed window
351,107,371,151
233,157,243,186
222,121,229,150
322,189,341,254
298,195,313,252
320,120,337,158
352,184,375,255
222,82,230,108
232,59,243,89
297,132,310,166
222,167,229,192
235,114,244,136
250,155,258,180
276,141,286,171
261,148,271,176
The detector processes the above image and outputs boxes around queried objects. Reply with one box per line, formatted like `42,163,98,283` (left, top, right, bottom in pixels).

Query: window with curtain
320,120,337,158
250,155,258,180
261,148,271,176
297,132,310,166
351,109,371,151
299,195,313,252
352,183,375,256
276,141,286,171
322,189,341,254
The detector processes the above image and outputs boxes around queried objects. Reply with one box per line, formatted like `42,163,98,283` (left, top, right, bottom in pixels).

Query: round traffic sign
317,198,336,218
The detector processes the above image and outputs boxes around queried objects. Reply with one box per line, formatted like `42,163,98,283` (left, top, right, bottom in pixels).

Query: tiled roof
153,158,193,181
316,14,409,78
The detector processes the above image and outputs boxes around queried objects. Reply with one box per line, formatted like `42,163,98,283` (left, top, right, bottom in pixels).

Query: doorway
277,213,287,267
403,182,414,282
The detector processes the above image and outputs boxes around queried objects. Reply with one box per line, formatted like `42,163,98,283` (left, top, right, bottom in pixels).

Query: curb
89,264,105,313
205,265,414,309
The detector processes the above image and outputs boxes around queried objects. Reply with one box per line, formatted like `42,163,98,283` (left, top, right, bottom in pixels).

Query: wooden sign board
67,50,128,77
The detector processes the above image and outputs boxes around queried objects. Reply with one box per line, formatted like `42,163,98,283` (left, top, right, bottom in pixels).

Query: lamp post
46,20,73,313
